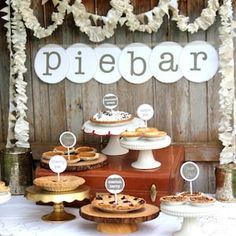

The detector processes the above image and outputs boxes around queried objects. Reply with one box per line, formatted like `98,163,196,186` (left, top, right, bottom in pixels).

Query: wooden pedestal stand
80,204,159,234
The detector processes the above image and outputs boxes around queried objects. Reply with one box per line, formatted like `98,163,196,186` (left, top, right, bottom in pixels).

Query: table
0,196,236,236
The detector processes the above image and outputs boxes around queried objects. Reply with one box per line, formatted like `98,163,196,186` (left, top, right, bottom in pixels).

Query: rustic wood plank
187,0,208,141
29,1,51,142
170,0,190,142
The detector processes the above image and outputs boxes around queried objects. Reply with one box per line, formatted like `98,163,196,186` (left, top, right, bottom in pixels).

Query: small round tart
143,131,167,140
33,176,85,192
75,146,97,154
53,145,75,154
135,127,158,134
121,131,142,141
42,151,64,160
62,154,80,164
178,191,203,199
0,181,5,187
0,185,10,194
90,110,133,125
78,152,99,161
190,195,216,206
92,193,146,213
160,195,188,205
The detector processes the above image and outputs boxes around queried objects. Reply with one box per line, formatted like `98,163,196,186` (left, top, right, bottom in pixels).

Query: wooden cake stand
25,185,90,221
80,204,159,234
40,153,108,171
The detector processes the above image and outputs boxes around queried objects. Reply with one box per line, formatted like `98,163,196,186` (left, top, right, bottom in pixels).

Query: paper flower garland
0,0,235,163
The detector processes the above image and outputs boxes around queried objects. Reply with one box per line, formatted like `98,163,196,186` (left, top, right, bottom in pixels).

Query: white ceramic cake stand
82,118,144,156
120,136,171,169
0,192,11,204
161,203,218,236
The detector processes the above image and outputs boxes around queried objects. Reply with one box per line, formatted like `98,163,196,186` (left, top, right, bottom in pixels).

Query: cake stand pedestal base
131,150,161,169
42,202,76,221
174,217,207,236
102,136,128,156
97,223,138,234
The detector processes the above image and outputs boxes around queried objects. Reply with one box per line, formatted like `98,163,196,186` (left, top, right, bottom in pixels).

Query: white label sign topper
103,93,118,110
49,155,67,174
59,131,77,148
137,104,154,121
105,174,125,194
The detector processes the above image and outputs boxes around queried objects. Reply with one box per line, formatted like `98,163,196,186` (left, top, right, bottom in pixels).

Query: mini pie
143,131,167,138
121,131,142,137
53,145,75,154
190,195,216,206
75,146,97,154
62,154,80,164
160,195,188,205
33,175,85,192
92,193,146,213
78,152,99,161
42,151,64,160
178,191,203,199
135,127,158,134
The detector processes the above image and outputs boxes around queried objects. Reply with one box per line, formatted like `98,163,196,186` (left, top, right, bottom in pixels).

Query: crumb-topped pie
90,110,133,125
91,193,146,213
42,151,64,160
33,176,85,192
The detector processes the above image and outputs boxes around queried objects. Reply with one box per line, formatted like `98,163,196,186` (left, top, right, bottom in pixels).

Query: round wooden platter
80,204,159,234
40,153,108,171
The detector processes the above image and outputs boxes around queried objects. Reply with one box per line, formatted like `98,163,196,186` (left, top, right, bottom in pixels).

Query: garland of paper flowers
0,0,235,163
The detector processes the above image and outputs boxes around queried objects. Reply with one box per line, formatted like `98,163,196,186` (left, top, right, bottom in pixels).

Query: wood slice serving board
80,203,159,234
40,154,108,171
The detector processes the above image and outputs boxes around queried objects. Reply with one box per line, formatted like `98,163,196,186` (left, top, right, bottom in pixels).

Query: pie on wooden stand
80,193,159,234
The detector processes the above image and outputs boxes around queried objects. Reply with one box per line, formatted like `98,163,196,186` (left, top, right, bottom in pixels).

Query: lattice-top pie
33,175,85,192
92,193,146,213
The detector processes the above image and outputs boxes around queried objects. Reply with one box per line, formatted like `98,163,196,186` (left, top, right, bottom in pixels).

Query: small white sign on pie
59,131,76,148
137,104,154,121
105,174,125,194
180,161,200,194
49,155,67,181
103,93,118,110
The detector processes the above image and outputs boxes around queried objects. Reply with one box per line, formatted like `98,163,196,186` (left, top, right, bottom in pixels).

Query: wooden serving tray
40,153,108,171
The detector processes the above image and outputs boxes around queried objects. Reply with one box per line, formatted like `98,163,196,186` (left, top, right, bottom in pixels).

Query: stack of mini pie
121,127,167,141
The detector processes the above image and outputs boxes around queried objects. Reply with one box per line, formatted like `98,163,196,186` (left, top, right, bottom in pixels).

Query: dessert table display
25,185,90,221
82,117,144,156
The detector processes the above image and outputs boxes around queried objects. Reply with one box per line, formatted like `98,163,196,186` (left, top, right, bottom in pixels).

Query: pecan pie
160,195,188,205
190,195,216,206
91,193,146,213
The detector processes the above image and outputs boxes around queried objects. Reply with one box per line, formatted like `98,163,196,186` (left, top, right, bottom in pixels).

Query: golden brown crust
53,146,75,154
75,146,97,153
62,154,80,164
42,151,64,160
92,193,146,213
78,152,99,161
143,131,167,138
160,195,188,205
33,176,85,192
190,195,216,204
135,127,158,133
121,131,142,138
90,115,134,125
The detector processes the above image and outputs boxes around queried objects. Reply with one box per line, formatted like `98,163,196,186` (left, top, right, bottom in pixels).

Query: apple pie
33,175,85,192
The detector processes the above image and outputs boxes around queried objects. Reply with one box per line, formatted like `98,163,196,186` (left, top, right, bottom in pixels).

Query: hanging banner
34,41,219,84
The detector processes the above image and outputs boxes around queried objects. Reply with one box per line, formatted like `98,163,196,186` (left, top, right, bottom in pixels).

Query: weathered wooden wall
0,0,235,192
